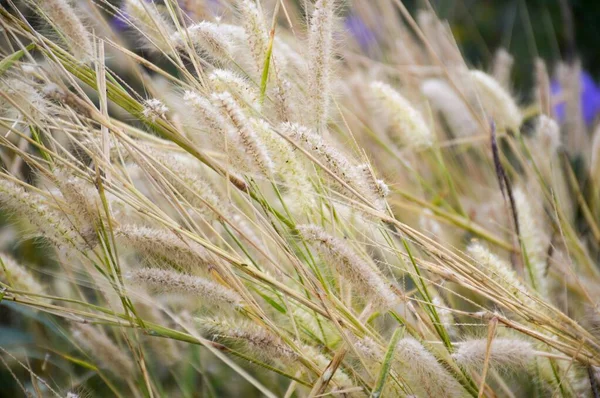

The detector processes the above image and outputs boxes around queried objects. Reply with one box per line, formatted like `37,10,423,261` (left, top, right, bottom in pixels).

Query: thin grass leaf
0,43,35,76
370,327,403,398
260,27,275,105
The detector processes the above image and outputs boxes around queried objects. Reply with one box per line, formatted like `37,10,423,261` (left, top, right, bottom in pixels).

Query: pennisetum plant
0,1,598,397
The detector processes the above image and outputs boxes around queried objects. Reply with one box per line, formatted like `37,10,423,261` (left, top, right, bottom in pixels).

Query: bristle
182,90,237,151
416,10,464,67
179,0,209,21
536,115,561,155
431,295,456,336
284,121,387,210
3,2,600,395
292,306,336,343
532,116,564,194
301,343,354,390
353,163,389,211
142,98,168,122
355,336,383,363
419,209,443,240
273,38,308,79
236,0,294,122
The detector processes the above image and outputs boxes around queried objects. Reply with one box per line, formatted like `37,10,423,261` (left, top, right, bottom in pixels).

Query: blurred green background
424,0,600,95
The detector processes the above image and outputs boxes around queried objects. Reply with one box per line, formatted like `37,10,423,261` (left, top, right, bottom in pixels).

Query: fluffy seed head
395,337,464,398
199,318,297,363
0,178,87,251
416,10,464,67
123,0,173,52
370,81,433,148
297,224,399,310
556,62,587,154
282,123,353,177
142,98,168,122
274,38,308,79
1,79,48,119
453,338,535,371
209,69,260,111
514,188,549,297
353,163,389,211
536,115,561,154
355,336,383,363
0,253,47,300
301,343,354,390
34,0,92,60
54,171,100,247
170,22,233,63
431,295,456,337
281,122,374,204
491,48,514,90
116,225,210,271
182,90,237,150
128,268,243,310
72,324,134,378
251,119,315,209
238,0,269,76
307,0,336,132
535,58,551,116
212,91,274,176
467,242,536,307
470,70,522,131
419,209,443,240
126,141,227,220
421,78,479,138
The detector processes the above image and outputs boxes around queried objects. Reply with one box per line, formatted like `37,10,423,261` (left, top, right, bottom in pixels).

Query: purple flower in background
179,0,223,18
551,70,600,127
111,15,129,32
345,14,377,52
111,0,153,32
